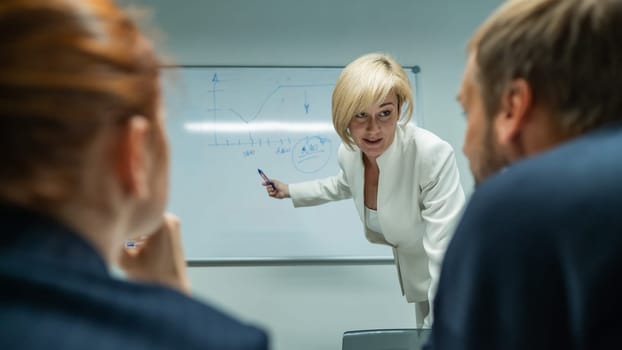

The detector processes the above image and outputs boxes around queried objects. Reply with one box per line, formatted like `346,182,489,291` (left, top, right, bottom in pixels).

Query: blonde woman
263,53,465,327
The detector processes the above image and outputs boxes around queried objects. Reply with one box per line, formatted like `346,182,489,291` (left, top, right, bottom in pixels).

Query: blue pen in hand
258,168,277,191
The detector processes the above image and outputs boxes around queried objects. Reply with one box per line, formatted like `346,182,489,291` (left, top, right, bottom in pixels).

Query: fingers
266,185,279,198
261,178,290,198
118,213,190,294
123,235,148,255
263,179,279,197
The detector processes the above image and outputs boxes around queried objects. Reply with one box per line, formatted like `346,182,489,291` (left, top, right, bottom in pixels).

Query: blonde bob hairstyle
332,53,414,149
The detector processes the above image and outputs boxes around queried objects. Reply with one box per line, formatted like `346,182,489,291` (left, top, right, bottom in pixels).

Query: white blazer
289,124,465,309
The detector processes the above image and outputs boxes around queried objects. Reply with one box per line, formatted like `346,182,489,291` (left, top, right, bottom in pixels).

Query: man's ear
115,116,151,199
495,79,533,146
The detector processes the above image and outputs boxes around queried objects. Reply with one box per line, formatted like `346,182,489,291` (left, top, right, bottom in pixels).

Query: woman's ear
495,78,533,146
115,116,151,199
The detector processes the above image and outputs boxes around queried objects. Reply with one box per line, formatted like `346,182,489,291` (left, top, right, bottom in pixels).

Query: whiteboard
162,66,421,260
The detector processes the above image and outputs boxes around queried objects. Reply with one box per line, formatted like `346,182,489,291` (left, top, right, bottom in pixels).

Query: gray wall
122,1,502,349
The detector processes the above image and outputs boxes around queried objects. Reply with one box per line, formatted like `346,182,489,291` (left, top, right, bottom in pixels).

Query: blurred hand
119,213,191,295
263,178,290,199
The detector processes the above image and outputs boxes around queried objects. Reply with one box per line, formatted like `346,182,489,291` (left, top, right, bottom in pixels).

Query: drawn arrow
304,90,310,114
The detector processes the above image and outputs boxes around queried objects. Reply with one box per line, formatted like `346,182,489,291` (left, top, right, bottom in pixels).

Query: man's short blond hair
469,0,622,134
332,53,414,149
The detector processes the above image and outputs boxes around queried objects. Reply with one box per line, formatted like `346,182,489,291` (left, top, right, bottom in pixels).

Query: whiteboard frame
160,64,422,263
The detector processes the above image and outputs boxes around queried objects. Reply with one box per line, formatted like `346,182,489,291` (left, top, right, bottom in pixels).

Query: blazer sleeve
419,143,465,313
289,147,353,207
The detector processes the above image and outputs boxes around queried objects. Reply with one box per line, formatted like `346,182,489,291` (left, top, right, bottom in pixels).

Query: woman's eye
378,110,392,118
355,112,367,119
